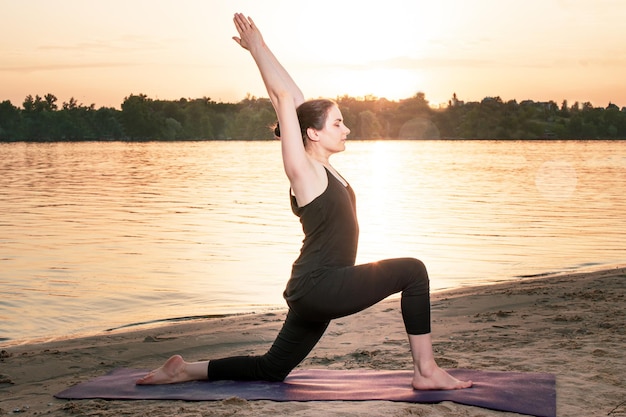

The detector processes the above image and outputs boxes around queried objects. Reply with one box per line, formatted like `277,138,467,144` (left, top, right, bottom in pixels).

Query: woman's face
318,105,350,153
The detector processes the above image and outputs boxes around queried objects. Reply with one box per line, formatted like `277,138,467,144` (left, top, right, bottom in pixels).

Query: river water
1,140,624,346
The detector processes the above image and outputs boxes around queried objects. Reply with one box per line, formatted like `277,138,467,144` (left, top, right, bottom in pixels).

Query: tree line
1,92,625,141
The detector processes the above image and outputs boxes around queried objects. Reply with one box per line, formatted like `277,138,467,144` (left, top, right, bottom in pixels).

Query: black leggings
207,257,430,382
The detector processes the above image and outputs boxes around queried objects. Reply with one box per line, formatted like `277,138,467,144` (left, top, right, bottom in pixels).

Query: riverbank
1,267,624,416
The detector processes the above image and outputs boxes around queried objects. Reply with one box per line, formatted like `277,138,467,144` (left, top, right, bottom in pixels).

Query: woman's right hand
232,13,264,51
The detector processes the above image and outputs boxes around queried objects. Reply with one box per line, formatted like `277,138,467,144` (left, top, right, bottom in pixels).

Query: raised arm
232,13,321,200
232,13,304,109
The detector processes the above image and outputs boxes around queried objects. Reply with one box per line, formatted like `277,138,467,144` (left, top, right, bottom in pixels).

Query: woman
137,13,472,391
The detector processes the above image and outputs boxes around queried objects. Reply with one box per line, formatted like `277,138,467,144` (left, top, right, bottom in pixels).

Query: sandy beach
1,267,624,416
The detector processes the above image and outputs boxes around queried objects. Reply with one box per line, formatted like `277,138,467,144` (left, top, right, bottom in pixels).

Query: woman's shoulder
290,160,329,208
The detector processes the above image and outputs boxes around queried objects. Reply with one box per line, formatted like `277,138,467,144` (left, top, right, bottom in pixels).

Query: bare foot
136,355,191,385
412,365,473,390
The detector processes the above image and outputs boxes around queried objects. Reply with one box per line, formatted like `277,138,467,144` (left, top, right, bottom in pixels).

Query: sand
1,267,624,417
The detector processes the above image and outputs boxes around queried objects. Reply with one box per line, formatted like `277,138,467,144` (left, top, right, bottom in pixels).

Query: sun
307,66,423,101
275,2,453,101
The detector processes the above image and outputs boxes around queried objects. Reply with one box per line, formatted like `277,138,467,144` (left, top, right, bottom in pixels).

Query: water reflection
1,140,624,345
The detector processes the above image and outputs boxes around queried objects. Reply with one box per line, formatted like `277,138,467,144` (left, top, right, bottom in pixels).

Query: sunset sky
2,0,625,109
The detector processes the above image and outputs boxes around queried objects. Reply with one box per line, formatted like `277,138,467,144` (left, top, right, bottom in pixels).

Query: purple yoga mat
55,368,555,417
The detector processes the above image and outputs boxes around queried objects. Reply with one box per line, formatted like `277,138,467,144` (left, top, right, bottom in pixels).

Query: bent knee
264,373,288,382
404,257,428,279
402,258,429,291
256,358,291,382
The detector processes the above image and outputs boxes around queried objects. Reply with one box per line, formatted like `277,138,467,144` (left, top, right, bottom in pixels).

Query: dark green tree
0,100,21,140
120,94,163,139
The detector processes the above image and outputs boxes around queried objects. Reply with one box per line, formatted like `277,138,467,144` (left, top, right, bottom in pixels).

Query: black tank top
283,168,359,301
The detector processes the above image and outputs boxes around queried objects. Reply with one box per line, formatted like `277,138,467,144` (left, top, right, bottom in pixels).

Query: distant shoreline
3,137,626,144
3,94,625,141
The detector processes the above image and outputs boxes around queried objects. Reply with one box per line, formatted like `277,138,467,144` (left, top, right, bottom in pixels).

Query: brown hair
273,99,336,145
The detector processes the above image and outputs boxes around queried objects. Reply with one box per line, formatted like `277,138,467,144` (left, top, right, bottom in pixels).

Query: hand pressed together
232,13,264,51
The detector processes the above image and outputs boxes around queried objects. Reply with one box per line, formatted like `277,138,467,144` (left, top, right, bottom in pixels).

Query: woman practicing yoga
137,13,472,391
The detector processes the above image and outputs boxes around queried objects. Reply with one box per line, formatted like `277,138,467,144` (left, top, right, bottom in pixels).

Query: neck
307,148,331,168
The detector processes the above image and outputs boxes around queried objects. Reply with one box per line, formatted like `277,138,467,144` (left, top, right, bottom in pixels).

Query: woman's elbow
270,90,293,105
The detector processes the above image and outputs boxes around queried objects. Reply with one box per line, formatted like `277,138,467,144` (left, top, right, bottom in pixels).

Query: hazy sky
2,0,625,109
